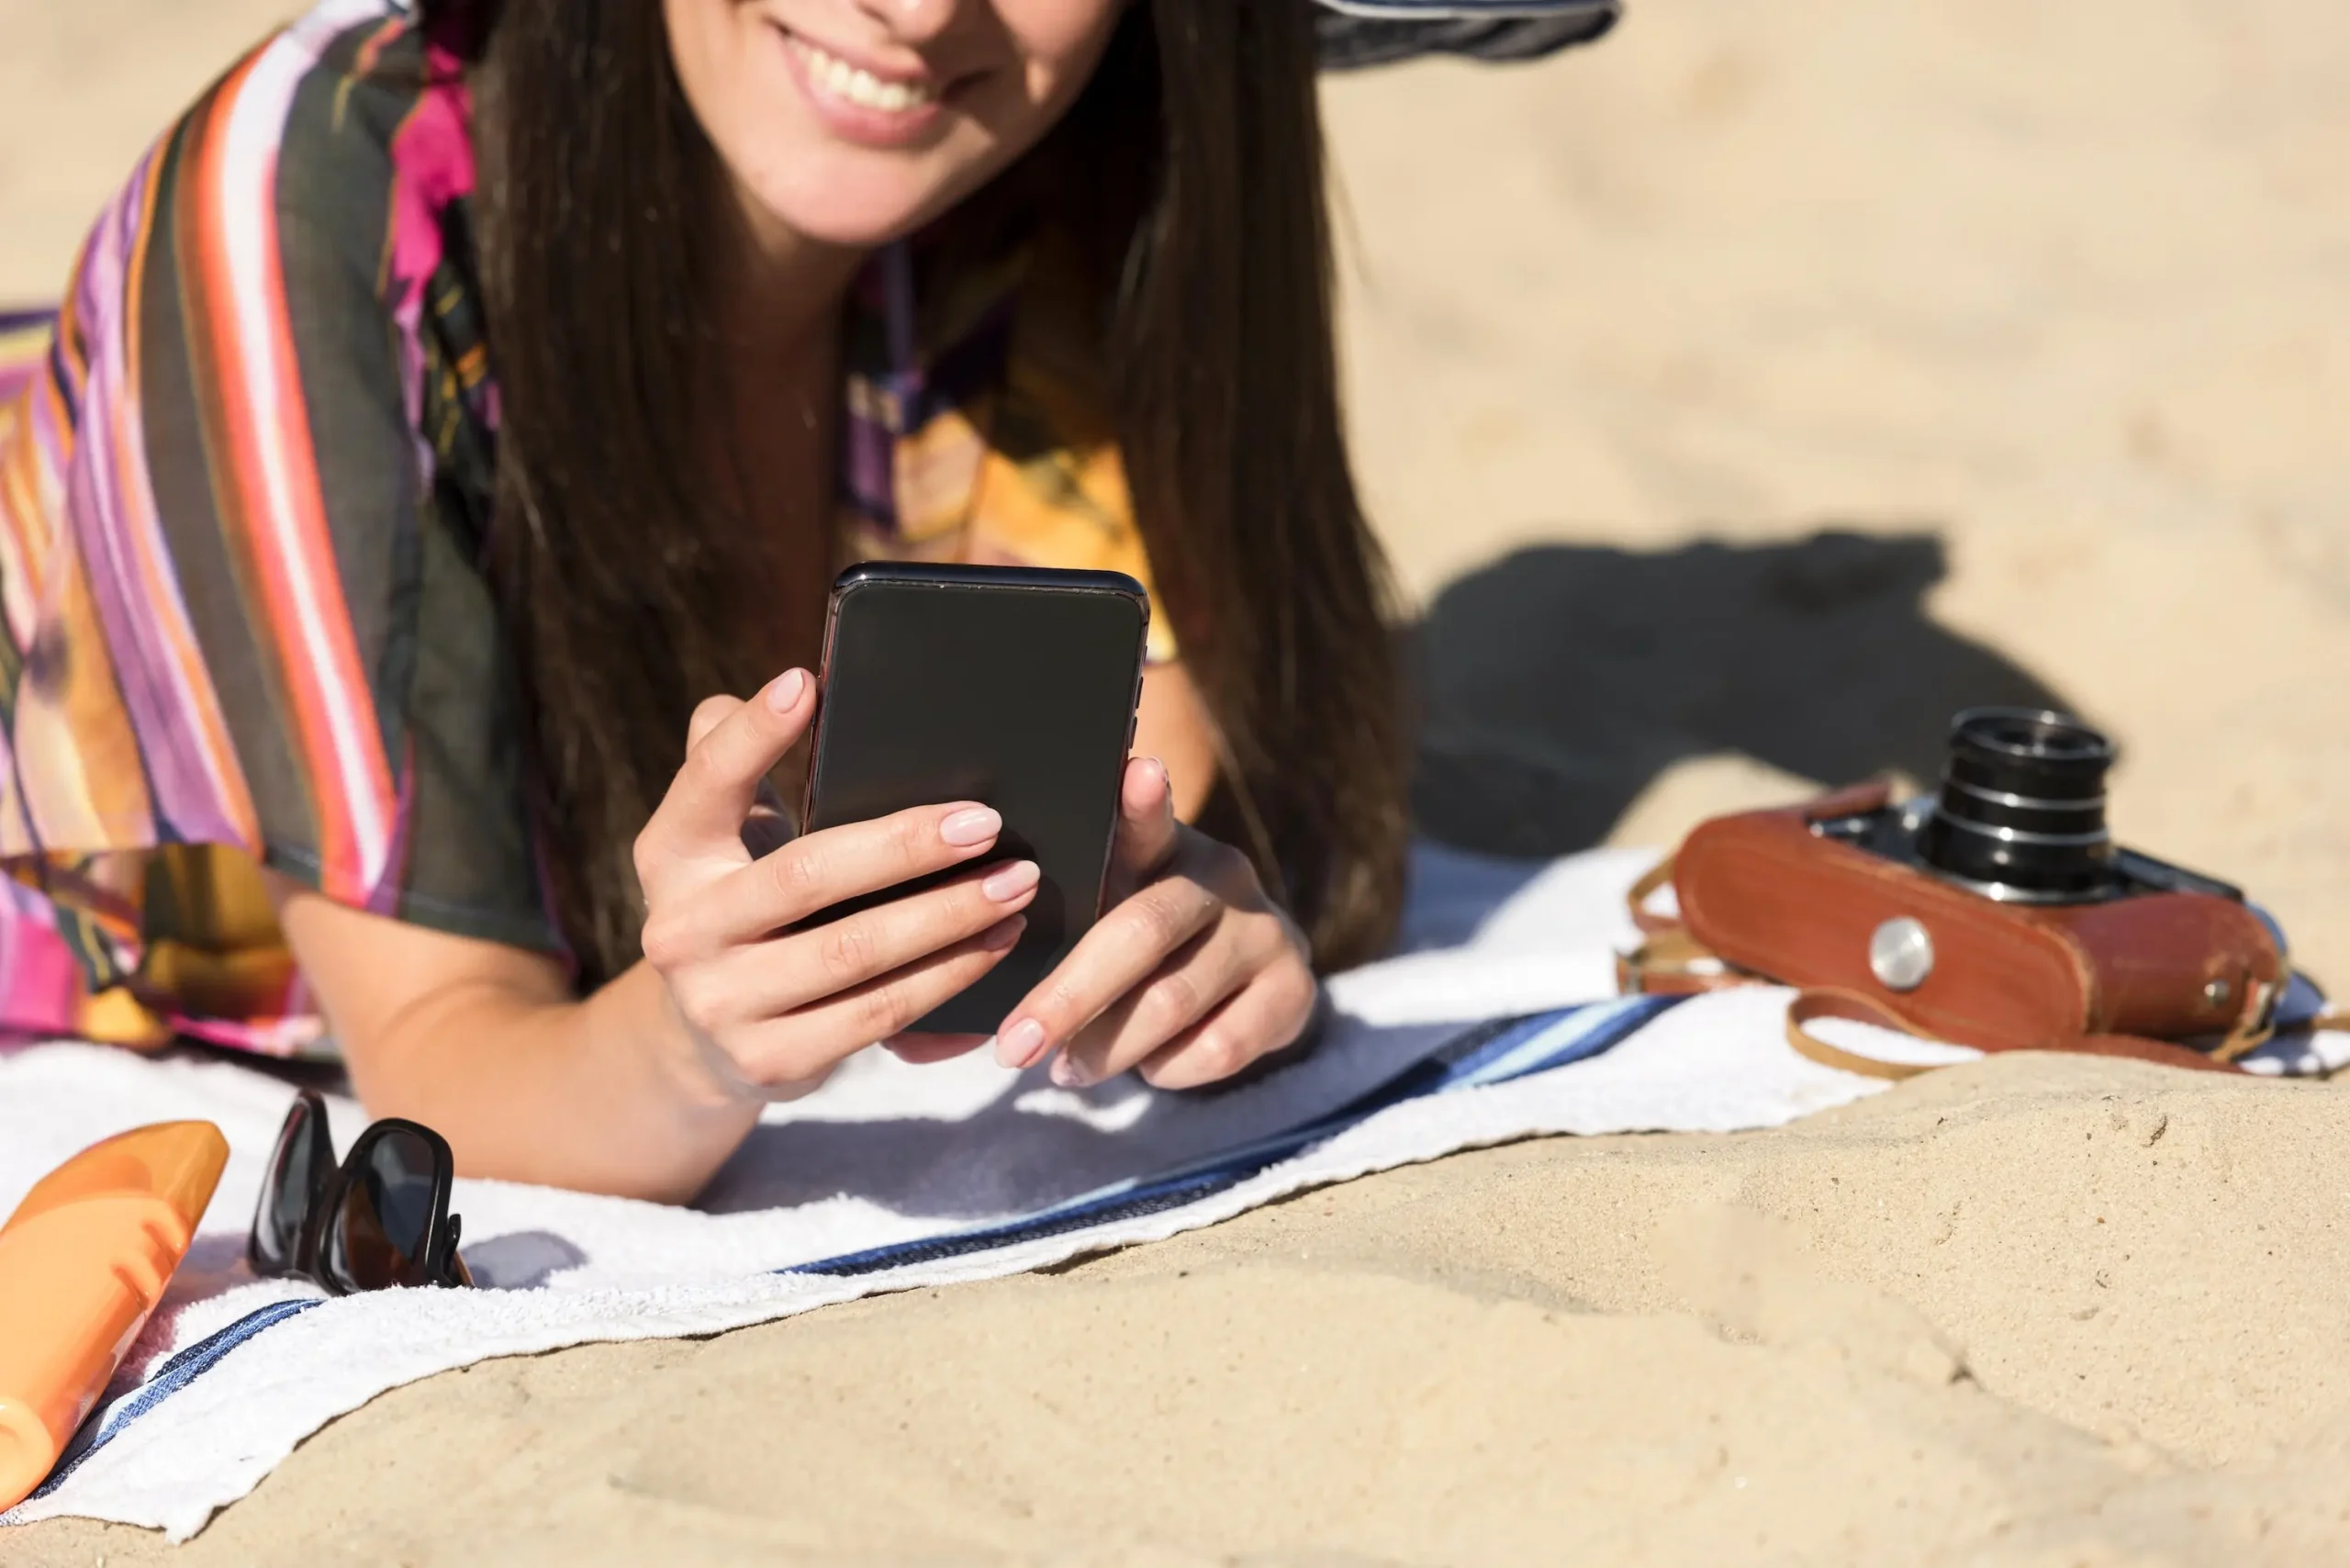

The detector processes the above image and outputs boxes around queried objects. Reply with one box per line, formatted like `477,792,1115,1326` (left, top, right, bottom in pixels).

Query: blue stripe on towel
7,1298,324,1511
790,995,1679,1278
7,995,1678,1502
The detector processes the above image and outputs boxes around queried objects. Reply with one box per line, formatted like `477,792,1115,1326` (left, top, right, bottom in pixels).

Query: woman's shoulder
196,3,450,136
121,0,491,528
153,3,470,245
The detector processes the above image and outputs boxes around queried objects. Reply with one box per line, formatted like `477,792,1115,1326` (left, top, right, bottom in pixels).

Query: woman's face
666,0,1126,252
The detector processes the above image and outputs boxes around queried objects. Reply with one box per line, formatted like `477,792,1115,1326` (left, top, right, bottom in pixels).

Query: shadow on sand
1408,529,2077,856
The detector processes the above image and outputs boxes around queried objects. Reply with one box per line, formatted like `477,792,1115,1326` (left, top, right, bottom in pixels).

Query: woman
0,0,1610,1201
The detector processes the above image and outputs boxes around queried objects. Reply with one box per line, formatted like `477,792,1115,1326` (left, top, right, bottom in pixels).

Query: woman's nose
852,0,959,46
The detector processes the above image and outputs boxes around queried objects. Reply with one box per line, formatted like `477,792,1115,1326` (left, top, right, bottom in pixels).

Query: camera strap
1614,855,1758,996
1780,988,2249,1080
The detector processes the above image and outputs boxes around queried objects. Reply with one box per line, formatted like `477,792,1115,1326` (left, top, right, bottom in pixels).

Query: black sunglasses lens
249,1094,328,1276
322,1127,442,1294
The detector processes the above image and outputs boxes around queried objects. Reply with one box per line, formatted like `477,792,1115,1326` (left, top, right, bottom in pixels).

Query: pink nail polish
1127,757,1169,815
999,1017,1046,1070
765,669,807,713
1050,1054,1093,1090
981,860,1040,902
981,916,1025,951
939,806,1002,847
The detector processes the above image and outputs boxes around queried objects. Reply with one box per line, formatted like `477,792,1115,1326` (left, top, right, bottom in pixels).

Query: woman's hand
635,668,1039,1102
993,757,1319,1090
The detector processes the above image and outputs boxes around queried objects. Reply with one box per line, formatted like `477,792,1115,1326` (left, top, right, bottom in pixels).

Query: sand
21,1059,2350,1565
6,1,2349,1562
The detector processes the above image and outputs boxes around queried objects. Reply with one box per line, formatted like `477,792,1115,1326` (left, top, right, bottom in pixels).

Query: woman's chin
741,164,966,251
781,210,935,251
743,138,1009,252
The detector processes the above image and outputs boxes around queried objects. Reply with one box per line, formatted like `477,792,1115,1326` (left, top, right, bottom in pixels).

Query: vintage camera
1659,709,2286,1060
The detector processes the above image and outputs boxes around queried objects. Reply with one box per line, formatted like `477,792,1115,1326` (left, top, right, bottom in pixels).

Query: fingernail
1128,757,1169,814
940,806,1002,846
765,669,807,713
981,916,1025,952
981,860,1040,902
1050,1053,1094,1090
999,1016,1047,1070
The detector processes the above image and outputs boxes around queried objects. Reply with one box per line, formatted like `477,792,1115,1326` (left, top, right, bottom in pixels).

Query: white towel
1,844,2329,1540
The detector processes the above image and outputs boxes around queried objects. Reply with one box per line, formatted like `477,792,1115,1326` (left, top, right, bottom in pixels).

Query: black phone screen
800,564,1149,1036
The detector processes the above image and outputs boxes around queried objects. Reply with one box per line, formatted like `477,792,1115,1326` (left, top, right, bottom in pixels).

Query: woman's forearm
344,960,762,1204
265,859,773,1203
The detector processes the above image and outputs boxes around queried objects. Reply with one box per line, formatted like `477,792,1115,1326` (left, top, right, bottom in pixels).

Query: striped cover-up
0,0,1173,1057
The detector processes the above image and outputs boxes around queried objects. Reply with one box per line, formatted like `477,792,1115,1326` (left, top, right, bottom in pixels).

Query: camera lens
1918,708,2117,900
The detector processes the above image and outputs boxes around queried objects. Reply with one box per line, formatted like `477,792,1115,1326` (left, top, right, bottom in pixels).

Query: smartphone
799,562,1151,1036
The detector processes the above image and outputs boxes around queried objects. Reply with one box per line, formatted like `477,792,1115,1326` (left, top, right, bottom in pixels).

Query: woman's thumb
1112,756,1180,883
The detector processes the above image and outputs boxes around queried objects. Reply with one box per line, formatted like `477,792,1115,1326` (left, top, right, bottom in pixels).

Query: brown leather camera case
1665,781,2285,1070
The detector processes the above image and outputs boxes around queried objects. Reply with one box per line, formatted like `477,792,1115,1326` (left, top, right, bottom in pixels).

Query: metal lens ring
1919,707,2119,899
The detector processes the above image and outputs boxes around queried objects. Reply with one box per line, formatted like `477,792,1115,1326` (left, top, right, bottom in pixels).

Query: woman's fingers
636,670,815,893
687,693,744,752
725,917,1029,1091
647,802,1013,959
659,859,1040,1027
1049,920,1258,1088
1136,964,1321,1092
992,868,1224,1070
1106,756,1180,895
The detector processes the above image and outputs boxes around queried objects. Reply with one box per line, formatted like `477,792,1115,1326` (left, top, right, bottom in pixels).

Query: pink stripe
366,50,477,910
170,1011,326,1059
384,54,478,494
65,148,263,850
365,733,417,919
0,881,85,1037
0,361,39,407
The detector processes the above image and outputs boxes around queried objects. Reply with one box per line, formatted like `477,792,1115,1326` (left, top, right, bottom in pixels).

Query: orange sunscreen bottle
0,1121,229,1510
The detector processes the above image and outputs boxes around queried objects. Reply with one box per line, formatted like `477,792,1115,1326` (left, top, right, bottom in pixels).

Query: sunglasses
247,1091,475,1294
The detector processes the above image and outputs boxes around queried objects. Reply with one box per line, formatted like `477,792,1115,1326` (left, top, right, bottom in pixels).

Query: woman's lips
777,29,953,148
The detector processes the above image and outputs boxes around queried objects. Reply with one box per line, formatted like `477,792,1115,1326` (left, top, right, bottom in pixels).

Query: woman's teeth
800,42,935,113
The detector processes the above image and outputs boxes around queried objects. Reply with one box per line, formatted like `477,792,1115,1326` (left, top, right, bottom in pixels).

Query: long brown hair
459,0,1406,984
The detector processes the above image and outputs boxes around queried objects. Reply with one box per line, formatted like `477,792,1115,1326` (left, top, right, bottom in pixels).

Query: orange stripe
184,54,389,897
0,390,44,638
16,373,78,585
187,65,358,888
117,146,261,846
256,222,392,890
349,16,410,98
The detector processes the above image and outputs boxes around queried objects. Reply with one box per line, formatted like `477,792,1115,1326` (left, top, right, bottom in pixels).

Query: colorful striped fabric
0,0,1169,1057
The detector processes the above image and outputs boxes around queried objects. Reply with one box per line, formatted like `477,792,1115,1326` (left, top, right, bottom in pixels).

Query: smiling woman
0,0,1612,1200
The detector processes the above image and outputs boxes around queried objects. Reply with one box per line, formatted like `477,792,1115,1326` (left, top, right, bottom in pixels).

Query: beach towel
1,843,2335,1541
